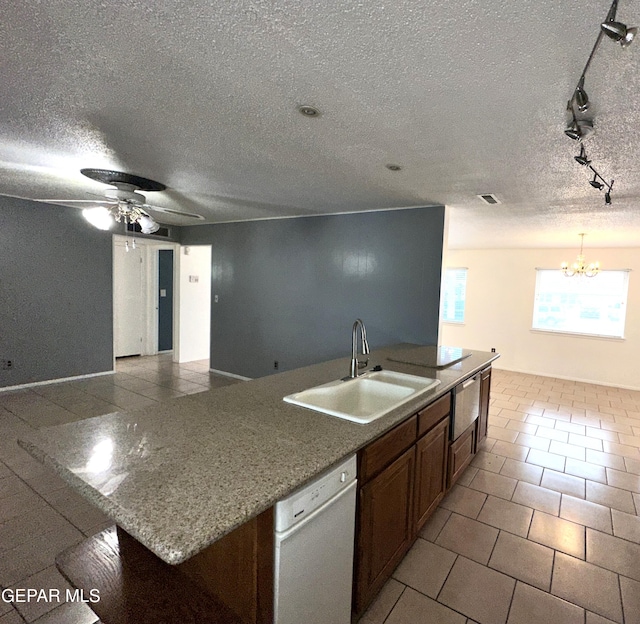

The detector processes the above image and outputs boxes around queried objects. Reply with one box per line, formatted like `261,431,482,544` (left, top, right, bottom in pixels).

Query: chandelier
561,233,600,277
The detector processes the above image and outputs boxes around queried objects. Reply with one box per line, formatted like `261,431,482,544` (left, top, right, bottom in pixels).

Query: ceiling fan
42,169,204,233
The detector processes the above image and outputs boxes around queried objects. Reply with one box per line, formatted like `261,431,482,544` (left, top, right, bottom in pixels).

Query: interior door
113,242,144,357
158,249,174,352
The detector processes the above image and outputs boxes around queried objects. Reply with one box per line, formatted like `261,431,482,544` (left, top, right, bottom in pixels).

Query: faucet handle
357,359,369,370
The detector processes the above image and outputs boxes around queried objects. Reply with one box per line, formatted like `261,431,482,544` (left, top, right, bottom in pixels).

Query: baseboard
0,369,115,393
209,368,252,381
493,364,640,392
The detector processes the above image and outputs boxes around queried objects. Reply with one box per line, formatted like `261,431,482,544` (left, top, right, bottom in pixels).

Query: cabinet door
448,422,476,487
354,447,415,615
413,418,449,533
476,367,492,449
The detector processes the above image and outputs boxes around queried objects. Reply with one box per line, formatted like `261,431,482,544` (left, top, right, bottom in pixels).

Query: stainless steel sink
283,369,441,424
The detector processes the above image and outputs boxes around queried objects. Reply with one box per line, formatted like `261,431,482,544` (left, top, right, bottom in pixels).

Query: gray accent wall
0,197,114,388
181,206,445,378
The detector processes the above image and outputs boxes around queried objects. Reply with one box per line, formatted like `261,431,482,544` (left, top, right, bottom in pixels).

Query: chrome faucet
350,319,370,378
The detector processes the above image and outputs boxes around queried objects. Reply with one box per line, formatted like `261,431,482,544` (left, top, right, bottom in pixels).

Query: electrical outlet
274,360,279,370
2,360,13,370
491,348,496,353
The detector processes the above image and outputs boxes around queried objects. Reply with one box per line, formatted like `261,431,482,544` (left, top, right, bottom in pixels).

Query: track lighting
589,174,604,190
586,166,615,203
564,0,631,200
601,0,636,45
574,77,590,112
574,146,591,166
564,120,581,141
564,117,593,141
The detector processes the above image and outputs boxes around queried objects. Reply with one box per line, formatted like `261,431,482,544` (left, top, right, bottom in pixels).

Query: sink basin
283,370,441,424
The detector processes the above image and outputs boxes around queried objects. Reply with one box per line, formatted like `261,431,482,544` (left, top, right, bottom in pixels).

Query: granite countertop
19,344,498,565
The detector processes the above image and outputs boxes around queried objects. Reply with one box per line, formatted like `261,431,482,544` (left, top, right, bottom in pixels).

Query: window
441,268,467,323
532,270,629,338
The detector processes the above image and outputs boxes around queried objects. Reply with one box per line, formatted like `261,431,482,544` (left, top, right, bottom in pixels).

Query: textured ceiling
1,0,639,248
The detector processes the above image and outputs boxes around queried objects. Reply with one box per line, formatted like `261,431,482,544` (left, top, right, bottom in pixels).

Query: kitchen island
19,344,498,621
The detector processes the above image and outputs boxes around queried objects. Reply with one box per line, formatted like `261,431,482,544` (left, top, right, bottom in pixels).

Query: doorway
112,236,178,360
112,237,211,365
157,249,174,352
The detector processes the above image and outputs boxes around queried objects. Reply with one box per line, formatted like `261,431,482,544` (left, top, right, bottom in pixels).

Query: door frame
112,235,180,367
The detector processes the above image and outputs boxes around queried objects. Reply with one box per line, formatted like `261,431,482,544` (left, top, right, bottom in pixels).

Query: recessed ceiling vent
477,194,501,205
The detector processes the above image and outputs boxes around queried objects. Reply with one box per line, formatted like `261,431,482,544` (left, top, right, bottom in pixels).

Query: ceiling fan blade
34,198,116,204
142,204,205,221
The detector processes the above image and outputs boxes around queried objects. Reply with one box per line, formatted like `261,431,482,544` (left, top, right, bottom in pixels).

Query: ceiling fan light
138,215,160,234
82,207,114,230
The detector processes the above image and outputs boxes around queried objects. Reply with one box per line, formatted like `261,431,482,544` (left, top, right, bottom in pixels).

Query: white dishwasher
274,454,357,624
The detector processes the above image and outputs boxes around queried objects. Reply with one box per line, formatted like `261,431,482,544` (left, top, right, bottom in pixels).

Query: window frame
531,269,630,339
441,267,468,325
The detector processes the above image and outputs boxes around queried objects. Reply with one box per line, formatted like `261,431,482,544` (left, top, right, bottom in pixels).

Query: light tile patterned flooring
0,355,240,624
360,369,640,624
1,364,639,623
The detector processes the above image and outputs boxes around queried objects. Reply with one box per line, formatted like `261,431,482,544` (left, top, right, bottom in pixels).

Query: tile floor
0,355,240,623
360,369,640,624
1,364,639,623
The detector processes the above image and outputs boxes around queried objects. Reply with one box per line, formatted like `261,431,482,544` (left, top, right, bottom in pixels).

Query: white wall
440,247,640,390
177,245,211,363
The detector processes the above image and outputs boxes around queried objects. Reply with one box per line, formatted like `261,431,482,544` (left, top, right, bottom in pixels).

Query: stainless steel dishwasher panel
274,455,357,624
452,373,481,440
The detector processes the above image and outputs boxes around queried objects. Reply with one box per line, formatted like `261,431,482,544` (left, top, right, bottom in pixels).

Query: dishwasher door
274,479,357,624
452,373,481,440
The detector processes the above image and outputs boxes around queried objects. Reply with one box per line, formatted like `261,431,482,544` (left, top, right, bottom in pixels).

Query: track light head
589,174,604,190
602,20,637,45
565,121,581,140
564,119,594,141
574,145,591,166
601,0,636,46
574,78,590,112
605,191,612,204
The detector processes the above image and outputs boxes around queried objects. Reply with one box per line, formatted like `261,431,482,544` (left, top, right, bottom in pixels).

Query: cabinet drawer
448,423,475,487
358,415,417,484
417,393,451,437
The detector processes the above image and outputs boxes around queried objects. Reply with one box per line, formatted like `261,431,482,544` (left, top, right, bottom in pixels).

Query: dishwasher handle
461,375,479,389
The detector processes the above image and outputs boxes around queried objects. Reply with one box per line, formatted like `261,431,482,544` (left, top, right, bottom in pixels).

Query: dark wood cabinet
413,417,449,532
476,367,492,449
448,421,475,487
354,392,452,617
354,446,416,614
